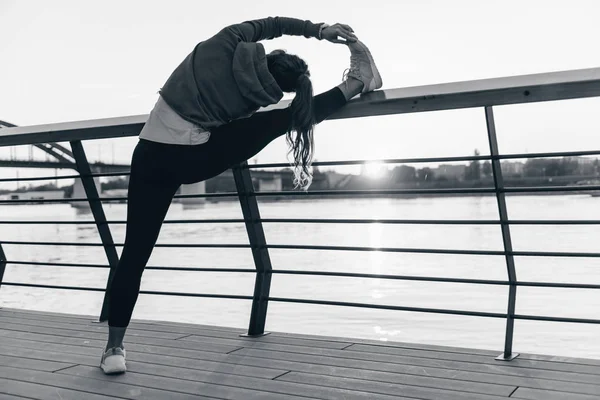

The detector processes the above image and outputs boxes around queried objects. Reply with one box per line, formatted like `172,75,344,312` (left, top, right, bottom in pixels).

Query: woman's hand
321,23,358,44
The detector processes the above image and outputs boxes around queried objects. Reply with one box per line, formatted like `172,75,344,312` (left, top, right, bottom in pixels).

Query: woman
100,16,382,374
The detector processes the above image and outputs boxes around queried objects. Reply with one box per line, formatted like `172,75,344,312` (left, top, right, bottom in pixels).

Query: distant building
255,176,282,191
434,164,466,180
0,190,64,202
501,161,525,176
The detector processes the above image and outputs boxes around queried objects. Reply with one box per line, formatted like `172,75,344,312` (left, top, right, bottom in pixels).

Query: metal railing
2,67,600,361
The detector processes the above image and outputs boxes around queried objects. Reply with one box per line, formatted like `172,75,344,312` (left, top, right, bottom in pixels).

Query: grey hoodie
159,17,324,130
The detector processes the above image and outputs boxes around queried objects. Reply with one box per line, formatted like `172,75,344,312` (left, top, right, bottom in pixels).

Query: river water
1,194,600,359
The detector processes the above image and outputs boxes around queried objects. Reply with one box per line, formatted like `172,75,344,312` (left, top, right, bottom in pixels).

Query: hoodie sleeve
227,17,324,42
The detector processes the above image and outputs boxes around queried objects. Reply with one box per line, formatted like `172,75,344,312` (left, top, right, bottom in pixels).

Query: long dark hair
266,50,315,190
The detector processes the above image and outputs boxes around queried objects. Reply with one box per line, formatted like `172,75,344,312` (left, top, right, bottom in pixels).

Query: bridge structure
0,118,285,205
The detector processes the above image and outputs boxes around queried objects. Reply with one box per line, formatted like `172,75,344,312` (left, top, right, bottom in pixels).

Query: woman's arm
227,16,356,44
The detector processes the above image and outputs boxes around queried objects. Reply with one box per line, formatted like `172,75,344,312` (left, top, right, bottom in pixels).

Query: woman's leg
106,140,180,347
177,81,362,184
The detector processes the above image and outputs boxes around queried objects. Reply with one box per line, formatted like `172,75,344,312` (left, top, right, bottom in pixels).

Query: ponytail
286,73,316,190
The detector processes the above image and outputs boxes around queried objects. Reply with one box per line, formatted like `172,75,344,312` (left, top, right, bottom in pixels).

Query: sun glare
363,161,387,179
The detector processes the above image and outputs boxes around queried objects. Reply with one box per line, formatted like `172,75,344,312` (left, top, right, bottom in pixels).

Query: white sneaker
343,40,383,93
100,346,126,374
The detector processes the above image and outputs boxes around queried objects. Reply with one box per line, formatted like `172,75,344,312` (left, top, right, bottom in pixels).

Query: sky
1,0,600,186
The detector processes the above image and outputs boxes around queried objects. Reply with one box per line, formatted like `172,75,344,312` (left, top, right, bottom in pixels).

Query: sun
362,161,387,179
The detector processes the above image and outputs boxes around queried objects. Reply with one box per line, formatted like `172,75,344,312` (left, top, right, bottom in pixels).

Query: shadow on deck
0,308,599,399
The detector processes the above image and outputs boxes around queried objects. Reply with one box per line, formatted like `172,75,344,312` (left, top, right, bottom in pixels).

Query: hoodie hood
232,42,284,107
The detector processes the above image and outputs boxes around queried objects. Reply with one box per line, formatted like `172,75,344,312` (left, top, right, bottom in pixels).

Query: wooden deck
0,307,599,399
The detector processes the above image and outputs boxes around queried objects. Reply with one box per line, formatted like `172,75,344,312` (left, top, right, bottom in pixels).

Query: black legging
108,87,347,327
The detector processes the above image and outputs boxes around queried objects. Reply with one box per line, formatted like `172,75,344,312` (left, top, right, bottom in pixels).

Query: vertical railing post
232,162,272,337
0,244,6,291
485,107,520,361
70,140,119,322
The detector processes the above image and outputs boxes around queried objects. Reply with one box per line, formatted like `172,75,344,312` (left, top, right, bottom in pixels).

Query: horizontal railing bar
272,270,600,289
6,260,109,268
5,260,255,273
3,218,600,226
514,314,600,324
261,218,500,225
0,221,100,225
6,260,599,288
251,155,491,169
262,218,600,225
271,270,507,285
144,267,255,273
517,281,600,289
253,185,600,197
0,174,80,183
248,149,600,169
268,244,600,258
267,244,505,255
0,192,240,204
6,240,600,258
0,171,130,183
268,297,600,324
254,188,497,197
0,282,107,292
268,297,506,318
496,149,600,161
0,282,252,299
0,240,250,248
0,198,101,204
3,67,600,146
507,220,600,225
5,260,600,288
504,185,600,193
0,219,246,225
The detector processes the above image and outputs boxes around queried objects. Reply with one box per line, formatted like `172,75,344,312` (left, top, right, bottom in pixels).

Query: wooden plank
515,353,600,368
0,332,516,397
182,335,600,376
276,368,516,397
0,308,247,335
0,344,103,365
269,329,502,357
277,371,511,400
0,366,216,400
0,320,241,354
59,363,412,400
229,347,600,385
58,365,314,400
0,326,241,356
512,387,600,400
0,316,182,340
0,393,33,400
176,330,352,349
0,354,75,372
345,343,600,375
5,328,600,396
0,340,286,380
0,310,351,349
0,374,126,400
0,307,99,321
